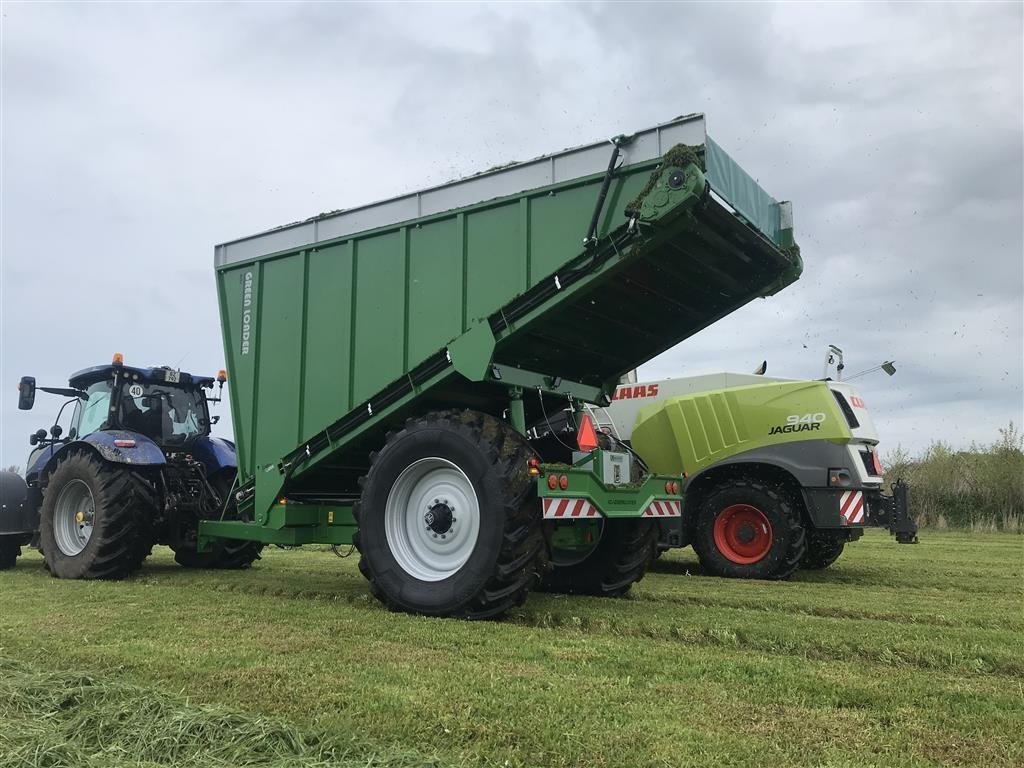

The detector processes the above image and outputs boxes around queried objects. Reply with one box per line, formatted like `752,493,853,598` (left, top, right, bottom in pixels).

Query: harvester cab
0,355,259,574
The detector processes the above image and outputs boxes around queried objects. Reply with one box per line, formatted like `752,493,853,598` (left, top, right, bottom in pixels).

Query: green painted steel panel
408,217,464,363
253,257,304,471
353,231,406,403
300,244,353,439
466,204,526,323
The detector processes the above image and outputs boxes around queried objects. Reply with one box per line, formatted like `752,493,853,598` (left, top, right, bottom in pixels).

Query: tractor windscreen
119,382,208,444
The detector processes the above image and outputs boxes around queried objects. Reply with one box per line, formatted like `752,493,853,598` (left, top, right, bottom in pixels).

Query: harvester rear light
871,451,884,476
559,475,569,490
665,480,680,495
113,439,135,448
576,413,599,452
528,458,540,476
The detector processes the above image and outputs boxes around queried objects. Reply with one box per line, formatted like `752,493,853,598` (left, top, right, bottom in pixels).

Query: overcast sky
1,1,1021,469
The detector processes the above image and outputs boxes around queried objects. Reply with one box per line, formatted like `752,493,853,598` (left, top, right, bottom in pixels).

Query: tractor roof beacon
195,112,804,618
0,356,261,575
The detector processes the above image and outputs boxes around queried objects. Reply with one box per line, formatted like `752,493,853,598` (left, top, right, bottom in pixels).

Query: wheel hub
425,500,455,536
735,523,756,544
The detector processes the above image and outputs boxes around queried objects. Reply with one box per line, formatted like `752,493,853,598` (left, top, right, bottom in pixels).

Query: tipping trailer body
203,113,801,547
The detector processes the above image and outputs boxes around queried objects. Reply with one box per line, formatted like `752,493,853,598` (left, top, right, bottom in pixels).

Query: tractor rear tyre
0,536,21,570
539,518,658,597
173,472,263,570
692,479,806,580
40,451,155,580
800,531,845,570
354,410,544,619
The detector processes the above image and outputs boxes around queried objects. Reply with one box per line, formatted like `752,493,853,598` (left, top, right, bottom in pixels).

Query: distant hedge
884,423,1024,531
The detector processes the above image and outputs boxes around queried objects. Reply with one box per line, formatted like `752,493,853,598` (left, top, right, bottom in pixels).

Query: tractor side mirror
18,376,36,410
29,428,47,446
50,424,63,439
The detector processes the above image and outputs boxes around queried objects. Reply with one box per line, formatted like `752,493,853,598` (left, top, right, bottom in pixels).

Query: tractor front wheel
800,531,846,570
40,451,155,580
354,410,544,619
692,479,806,580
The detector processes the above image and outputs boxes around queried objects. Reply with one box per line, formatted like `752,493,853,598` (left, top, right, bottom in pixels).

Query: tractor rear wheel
800,531,846,570
692,479,806,580
173,472,263,569
40,451,155,580
354,410,544,619
539,518,658,597
0,536,21,570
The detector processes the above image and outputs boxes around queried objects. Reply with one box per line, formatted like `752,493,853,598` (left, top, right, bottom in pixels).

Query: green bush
884,423,1024,531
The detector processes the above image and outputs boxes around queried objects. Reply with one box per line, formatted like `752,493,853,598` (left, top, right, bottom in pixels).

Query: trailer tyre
173,472,263,570
539,518,658,597
354,410,544,619
692,479,806,580
39,451,155,580
800,532,845,570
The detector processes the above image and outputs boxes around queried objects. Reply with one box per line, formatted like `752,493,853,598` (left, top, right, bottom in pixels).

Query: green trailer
199,113,802,617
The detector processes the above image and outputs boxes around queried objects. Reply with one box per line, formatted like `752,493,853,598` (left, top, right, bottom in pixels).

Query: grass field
1,530,1021,768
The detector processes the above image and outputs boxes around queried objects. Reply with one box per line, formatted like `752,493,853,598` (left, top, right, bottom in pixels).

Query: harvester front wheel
800,532,845,570
173,472,263,570
354,410,544,619
39,451,155,580
692,479,806,580
539,518,658,597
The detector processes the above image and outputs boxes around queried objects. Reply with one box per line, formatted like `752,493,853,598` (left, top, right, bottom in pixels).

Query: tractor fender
39,432,167,486
0,470,36,537
187,436,238,477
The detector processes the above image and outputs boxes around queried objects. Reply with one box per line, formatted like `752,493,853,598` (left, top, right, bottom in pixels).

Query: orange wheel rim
713,504,772,564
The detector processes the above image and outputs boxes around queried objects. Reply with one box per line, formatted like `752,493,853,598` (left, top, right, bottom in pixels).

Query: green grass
1,531,1021,768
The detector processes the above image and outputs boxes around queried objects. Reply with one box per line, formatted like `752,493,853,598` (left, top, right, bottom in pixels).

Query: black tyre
173,472,263,569
354,410,544,619
0,536,21,570
40,451,155,580
691,479,806,580
539,518,658,597
801,531,845,570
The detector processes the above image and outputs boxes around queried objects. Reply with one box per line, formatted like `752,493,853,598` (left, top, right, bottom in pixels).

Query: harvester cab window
75,381,112,437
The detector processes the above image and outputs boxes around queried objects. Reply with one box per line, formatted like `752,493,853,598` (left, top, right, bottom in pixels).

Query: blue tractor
0,355,262,575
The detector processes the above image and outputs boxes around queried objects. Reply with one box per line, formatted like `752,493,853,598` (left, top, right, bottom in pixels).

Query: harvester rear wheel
173,472,263,570
353,410,544,619
539,518,658,597
39,451,155,580
800,532,845,570
692,479,805,580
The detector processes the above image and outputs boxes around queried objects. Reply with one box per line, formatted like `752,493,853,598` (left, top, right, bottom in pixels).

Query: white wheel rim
384,457,481,581
53,479,95,556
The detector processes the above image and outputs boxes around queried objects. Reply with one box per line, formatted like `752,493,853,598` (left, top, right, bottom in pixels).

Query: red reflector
576,414,599,452
559,475,568,491
665,481,673,494
547,474,558,490
113,439,136,448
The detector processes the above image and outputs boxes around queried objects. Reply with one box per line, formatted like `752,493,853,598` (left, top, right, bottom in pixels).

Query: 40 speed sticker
769,412,826,436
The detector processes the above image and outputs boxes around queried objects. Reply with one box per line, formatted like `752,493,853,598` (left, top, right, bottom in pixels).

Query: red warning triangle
576,413,599,452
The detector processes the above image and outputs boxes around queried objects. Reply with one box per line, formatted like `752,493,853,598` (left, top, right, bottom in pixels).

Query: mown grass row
1,530,1021,767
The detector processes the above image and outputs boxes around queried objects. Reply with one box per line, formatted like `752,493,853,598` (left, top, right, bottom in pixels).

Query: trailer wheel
39,451,155,580
354,410,544,619
0,536,21,570
173,472,263,570
800,532,845,570
692,479,806,580
539,518,658,597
